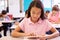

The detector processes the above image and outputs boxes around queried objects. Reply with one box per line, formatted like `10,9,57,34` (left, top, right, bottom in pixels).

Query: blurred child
45,10,50,18
48,5,60,24
1,10,11,36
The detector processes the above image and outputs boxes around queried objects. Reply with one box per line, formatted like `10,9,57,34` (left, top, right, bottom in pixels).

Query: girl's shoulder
44,19,52,25
20,17,29,22
23,17,28,20
42,19,50,24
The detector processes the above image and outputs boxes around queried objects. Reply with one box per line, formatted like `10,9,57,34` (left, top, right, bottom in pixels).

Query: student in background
1,10,11,36
11,1,59,40
48,5,60,24
45,10,50,18
25,10,28,18
1,10,11,21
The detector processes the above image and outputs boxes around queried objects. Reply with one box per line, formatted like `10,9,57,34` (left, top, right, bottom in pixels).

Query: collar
28,17,42,24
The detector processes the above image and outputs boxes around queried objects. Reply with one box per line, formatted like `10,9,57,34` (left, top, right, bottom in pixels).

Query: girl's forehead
31,7,41,11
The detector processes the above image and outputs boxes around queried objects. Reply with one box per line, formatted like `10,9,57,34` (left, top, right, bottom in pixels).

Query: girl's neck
30,17,39,23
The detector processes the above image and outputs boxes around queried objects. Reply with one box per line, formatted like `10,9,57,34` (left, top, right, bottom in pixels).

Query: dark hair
25,10,28,15
46,10,50,13
27,1,46,20
52,6,59,11
0,14,3,17
53,5,59,7
1,10,7,15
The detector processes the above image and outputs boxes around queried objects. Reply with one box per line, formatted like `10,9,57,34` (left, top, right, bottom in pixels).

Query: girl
11,1,59,40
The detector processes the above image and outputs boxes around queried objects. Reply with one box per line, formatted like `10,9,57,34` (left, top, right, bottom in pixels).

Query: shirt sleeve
5,16,11,21
19,18,26,31
48,13,51,19
45,20,53,32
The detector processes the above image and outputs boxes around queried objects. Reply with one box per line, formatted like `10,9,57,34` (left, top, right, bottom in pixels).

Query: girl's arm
11,26,35,37
46,27,59,39
11,26,27,37
37,27,59,40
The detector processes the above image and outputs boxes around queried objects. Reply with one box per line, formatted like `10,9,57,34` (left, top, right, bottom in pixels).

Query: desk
51,24,60,33
0,36,40,40
0,20,15,23
0,20,15,36
52,24,60,28
50,36,60,40
0,36,60,40
0,36,24,40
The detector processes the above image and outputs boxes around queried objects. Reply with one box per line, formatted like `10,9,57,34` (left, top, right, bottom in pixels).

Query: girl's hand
26,33,36,36
38,35,46,40
38,35,52,40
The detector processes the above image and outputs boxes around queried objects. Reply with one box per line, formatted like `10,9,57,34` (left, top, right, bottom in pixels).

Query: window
0,0,7,13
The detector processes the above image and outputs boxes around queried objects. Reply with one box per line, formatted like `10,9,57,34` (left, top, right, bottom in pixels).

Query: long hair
27,1,46,20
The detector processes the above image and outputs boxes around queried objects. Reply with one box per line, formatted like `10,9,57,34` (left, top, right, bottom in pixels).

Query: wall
9,0,21,17
24,0,32,11
24,0,52,12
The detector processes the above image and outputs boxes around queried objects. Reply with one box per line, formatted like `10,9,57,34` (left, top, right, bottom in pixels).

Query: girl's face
2,14,6,17
52,10,59,15
30,7,41,23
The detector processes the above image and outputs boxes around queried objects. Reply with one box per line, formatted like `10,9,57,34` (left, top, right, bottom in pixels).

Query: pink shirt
19,18,52,36
48,12,60,22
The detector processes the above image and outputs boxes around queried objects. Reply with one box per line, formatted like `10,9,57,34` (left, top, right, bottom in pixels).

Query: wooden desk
0,36,40,40
49,36,60,40
0,36,60,40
